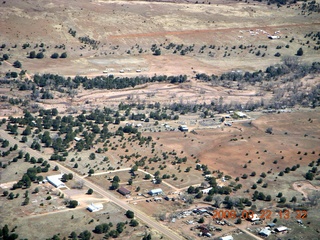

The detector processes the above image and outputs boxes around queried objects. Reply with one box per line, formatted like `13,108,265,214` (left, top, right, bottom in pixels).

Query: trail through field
292,181,320,199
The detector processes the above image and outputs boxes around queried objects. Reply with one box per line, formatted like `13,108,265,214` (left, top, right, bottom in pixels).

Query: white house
87,203,103,212
46,175,66,188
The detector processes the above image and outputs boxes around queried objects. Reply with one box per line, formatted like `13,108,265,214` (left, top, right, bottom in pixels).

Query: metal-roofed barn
148,188,163,196
118,187,131,196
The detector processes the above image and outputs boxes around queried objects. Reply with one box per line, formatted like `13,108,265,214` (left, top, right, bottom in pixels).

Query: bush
130,219,139,227
296,47,303,56
36,52,44,59
68,200,79,208
60,52,67,58
51,53,59,59
13,60,22,68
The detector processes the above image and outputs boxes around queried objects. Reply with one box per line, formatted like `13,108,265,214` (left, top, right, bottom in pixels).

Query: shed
259,228,271,237
276,226,288,232
46,175,66,189
148,188,163,196
118,187,131,196
87,203,103,212
178,125,188,132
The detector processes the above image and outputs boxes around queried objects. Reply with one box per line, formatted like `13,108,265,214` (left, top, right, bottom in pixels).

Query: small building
148,188,163,196
87,203,103,212
201,187,212,194
259,228,271,237
118,187,131,196
154,197,162,201
275,226,288,232
219,235,233,240
267,223,276,228
74,137,82,142
235,111,247,118
249,214,260,222
46,175,66,189
268,35,280,39
200,181,210,188
178,125,188,132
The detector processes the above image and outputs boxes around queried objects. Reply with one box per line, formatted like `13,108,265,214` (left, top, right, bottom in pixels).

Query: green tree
68,200,79,208
29,51,36,59
36,52,44,59
111,181,119,190
154,49,161,56
51,53,59,59
60,52,67,58
198,217,204,223
13,60,21,68
125,210,134,218
130,219,139,227
89,153,96,160
296,47,303,56
87,188,93,195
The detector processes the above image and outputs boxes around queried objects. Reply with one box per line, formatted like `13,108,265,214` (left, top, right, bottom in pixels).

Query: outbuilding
118,187,131,196
276,226,288,232
87,203,103,212
259,228,271,237
148,188,163,196
178,125,188,132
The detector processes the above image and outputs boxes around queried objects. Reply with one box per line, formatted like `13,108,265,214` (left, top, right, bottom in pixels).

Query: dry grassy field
0,0,319,77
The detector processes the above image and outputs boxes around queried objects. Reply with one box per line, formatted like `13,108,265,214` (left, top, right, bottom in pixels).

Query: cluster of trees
110,176,120,190
21,73,187,92
0,225,19,240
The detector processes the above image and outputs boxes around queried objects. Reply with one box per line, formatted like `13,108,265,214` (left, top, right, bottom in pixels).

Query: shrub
51,53,59,59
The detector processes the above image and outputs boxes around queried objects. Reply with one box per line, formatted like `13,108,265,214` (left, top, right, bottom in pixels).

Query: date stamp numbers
212,209,307,220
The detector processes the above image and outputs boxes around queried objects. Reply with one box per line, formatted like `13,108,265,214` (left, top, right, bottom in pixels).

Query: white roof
219,236,233,240
87,203,103,212
259,228,271,236
201,187,212,193
276,226,288,232
150,188,163,193
251,214,260,221
46,175,66,188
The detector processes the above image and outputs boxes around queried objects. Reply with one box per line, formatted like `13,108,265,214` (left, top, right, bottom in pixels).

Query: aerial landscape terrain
0,0,319,239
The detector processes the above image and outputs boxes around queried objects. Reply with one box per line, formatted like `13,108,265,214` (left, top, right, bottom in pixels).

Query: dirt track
109,22,320,39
